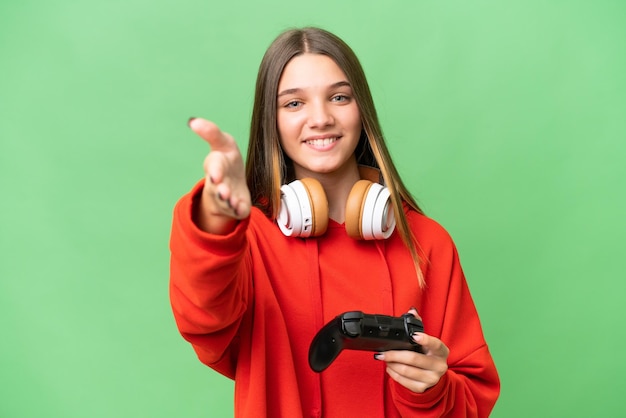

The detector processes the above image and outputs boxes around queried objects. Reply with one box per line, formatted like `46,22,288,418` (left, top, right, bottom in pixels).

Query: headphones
276,177,396,240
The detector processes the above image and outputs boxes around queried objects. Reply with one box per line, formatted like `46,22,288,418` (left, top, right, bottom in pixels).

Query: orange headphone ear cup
345,180,396,240
345,180,372,239
299,178,329,236
277,179,328,237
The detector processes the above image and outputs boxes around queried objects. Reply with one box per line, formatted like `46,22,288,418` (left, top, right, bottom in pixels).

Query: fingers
188,117,235,151
375,346,448,393
407,307,422,321
373,318,450,393
385,363,442,394
413,332,450,358
187,117,252,229
374,334,447,369
201,149,251,220
210,176,251,219
203,150,230,189
201,172,251,221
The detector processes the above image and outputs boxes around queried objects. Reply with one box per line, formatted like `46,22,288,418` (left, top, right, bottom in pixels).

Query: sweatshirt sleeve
169,180,252,379
390,216,500,417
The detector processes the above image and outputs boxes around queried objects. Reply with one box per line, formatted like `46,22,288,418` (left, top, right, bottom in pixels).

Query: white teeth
306,137,337,146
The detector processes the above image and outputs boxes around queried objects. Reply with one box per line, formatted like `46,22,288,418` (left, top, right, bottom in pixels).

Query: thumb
407,307,422,321
188,117,234,150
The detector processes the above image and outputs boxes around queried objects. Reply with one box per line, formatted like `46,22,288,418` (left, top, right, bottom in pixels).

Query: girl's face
276,53,362,179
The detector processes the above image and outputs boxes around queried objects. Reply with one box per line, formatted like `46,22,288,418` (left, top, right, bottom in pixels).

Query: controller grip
308,316,344,373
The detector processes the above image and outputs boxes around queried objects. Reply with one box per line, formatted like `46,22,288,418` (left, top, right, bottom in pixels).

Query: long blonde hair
245,27,426,287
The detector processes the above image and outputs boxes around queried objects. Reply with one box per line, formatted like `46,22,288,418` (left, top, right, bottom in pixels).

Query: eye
331,94,350,103
284,100,302,109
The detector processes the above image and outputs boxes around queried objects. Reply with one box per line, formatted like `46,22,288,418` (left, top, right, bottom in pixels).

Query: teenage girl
170,27,500,417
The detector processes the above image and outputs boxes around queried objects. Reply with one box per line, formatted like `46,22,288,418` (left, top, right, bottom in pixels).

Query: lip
303,133,342,142
303,135,340,150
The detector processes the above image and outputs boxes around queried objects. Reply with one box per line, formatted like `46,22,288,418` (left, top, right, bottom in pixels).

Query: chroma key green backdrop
1,0,624,417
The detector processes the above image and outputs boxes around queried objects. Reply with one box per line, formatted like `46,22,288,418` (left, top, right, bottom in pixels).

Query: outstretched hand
375,308,449,393
188,118,252,234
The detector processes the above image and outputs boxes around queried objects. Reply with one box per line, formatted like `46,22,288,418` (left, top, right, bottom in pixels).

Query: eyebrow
277,81,352,98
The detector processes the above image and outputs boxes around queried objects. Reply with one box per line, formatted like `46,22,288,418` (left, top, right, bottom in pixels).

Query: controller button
378,325,390,337
343,319,361,337
344,311,364,320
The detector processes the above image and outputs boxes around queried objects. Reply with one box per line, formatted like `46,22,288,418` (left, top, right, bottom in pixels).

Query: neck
323,172,361,223
294,161,361,223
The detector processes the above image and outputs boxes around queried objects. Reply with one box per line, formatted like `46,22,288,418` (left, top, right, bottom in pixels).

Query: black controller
308,311,424,372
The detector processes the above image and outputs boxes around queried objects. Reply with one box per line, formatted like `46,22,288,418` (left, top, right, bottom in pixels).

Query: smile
305,137,338,147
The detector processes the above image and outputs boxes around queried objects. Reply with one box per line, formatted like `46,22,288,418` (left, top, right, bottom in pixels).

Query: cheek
344,105,362,131
277,117,298,157
278,113,307,146
348,112,363,137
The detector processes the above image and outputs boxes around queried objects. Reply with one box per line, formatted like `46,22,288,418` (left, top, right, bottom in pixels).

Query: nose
307,100,334,129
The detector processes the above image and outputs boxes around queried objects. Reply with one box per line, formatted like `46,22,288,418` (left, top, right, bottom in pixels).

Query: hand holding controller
308,311,424,372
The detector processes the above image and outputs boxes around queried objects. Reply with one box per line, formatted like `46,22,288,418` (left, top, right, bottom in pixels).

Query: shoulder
246,206,289,244
403,205,457,252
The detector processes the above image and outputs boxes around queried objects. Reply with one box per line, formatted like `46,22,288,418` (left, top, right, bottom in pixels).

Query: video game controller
308,311,424,372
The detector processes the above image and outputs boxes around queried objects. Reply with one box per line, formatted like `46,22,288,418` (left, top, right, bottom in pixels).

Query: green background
1,0,624,416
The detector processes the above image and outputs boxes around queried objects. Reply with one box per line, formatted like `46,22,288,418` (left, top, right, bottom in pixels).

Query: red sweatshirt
170,181,500,417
